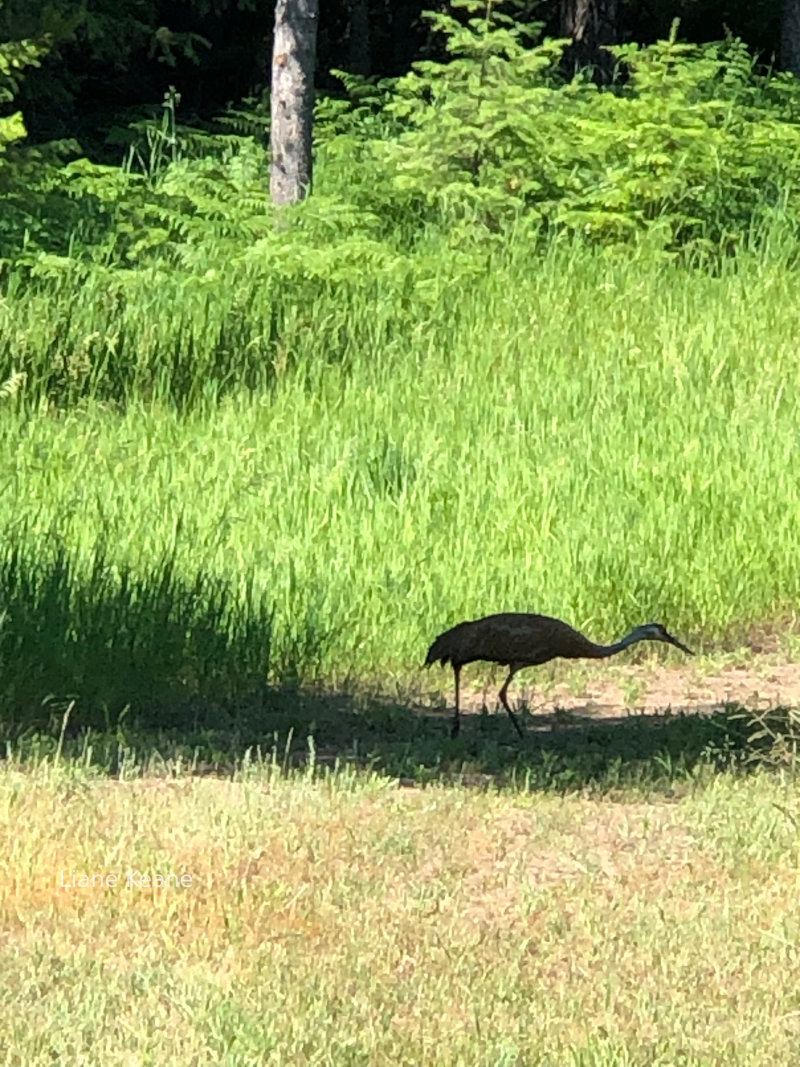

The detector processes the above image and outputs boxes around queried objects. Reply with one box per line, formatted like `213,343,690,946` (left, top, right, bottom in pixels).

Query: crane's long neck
584,628,648,659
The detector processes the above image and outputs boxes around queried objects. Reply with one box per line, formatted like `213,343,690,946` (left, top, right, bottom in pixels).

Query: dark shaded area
5,683,794,794
0,543,275,736
208,694,779,792
6,0,789,152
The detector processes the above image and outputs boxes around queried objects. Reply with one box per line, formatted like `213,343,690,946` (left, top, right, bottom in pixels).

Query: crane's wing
428,613,596,668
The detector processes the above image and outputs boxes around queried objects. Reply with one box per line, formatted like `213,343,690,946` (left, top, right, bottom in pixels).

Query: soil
453,655,800,721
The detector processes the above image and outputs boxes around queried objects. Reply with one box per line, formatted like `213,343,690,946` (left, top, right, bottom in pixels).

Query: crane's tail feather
424,646,447,668
425,630,458,669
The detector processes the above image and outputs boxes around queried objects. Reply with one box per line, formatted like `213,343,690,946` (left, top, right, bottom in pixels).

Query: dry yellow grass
2,764,800,1066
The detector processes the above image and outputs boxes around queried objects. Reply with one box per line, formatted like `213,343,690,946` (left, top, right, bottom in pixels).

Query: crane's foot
499,698,525,740
450,714,460,739
508,711,525,740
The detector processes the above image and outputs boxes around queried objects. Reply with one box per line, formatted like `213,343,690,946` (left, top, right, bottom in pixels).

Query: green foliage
0,4,797,730
379,4,800,249
0,7,85,259
1,2,799,746
0,38,48,103
0,109,25,152
312,71,432,239
0,1,86,129
2,3,799,278
383,5,570,230
0,7,51,153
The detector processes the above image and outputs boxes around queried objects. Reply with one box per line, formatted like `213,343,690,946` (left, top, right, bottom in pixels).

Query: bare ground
448,654,800,724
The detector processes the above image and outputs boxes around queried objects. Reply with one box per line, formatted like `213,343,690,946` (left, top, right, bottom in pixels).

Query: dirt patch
545,660,800,716
450,657,800,721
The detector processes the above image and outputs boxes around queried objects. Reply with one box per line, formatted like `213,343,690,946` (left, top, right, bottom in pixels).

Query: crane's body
425,612,693,738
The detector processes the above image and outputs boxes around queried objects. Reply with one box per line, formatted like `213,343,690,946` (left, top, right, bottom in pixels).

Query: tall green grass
1,236,799,728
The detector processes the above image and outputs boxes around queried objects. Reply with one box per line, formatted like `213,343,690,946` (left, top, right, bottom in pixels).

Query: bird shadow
14,683,788,793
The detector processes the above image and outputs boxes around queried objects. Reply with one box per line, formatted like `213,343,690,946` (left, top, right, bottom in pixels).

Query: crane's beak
663,631,694,655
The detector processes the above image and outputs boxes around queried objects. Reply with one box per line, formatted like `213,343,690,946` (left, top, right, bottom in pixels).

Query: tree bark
560,0,618,81
270,0,319,206
389,4,418,75
782,0,800,76
345,0,371,76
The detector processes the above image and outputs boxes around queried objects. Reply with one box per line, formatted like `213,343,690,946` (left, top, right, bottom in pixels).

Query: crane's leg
450,665,462,738
498,668,525,740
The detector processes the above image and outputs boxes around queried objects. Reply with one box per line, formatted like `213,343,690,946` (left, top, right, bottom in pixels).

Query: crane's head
630,622,693,655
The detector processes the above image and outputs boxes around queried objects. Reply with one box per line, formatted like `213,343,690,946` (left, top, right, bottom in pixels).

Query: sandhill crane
425,613,693,739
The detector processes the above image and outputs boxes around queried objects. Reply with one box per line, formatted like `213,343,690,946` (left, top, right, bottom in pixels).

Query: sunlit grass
0,238,799,729
2,761,800,1066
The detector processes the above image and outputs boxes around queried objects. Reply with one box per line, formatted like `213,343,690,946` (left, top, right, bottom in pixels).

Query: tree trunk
270,0,319,206
560,0,618,81
782,0,800,76
345,0,371,76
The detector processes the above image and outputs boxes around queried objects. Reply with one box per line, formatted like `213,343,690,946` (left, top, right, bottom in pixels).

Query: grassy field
1,238,800,733
3,227,800,1063
6,34,800,1061
2,756,800,1066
